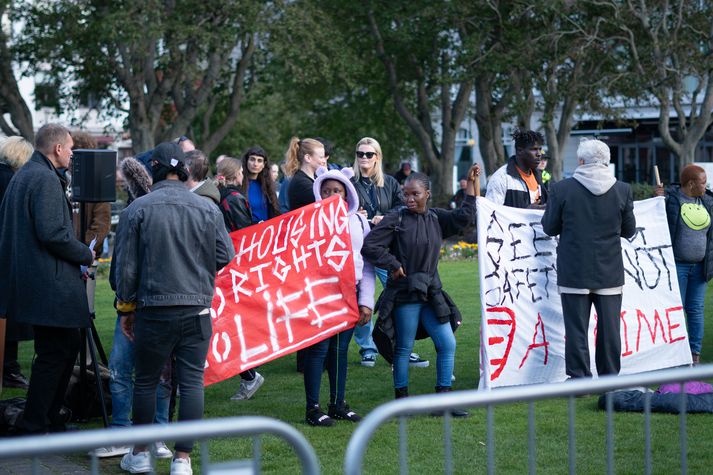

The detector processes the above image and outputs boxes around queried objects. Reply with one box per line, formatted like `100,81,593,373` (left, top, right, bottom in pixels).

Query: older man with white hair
541,139,636,379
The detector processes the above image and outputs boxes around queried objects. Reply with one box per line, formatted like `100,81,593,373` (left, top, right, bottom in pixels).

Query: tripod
76,202,110,427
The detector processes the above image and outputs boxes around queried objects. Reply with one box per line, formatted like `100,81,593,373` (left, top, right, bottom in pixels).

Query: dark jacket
219,185,253,232
114,179,235,309
0,162,33,340
664,186,713,281
541,178,636,289
486,156,548,208
0,162,13,203
0,152,94,327
362,196,475,360
352,173,403,220
278,177,291,213
287,170,315,211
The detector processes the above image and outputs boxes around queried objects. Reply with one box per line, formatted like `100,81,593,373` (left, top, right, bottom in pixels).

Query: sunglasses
356,151,377,159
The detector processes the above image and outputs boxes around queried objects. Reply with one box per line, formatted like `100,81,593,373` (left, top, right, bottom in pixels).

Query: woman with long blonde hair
351,137,402,226
351,137,421,368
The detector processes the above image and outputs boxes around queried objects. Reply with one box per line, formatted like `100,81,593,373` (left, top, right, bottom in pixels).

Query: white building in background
451,95,713,191
14,75,131,154
2,12,130,154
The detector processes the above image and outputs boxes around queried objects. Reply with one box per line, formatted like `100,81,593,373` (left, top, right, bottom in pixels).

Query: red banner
204,195,358,386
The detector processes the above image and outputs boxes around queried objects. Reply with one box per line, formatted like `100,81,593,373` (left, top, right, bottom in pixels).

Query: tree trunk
0,59,34,140
679,138,698,168
543,118,560,180
128,108,155,154
433,129,455,205
474,76,506,175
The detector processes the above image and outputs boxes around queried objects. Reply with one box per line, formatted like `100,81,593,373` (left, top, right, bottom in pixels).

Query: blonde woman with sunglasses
351,137,430,369
351,137,402,226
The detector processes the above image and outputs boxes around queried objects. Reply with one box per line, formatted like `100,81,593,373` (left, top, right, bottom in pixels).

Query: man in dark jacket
486,129,547,209
541,139,636,379
114,142,234,474
0,123,95,433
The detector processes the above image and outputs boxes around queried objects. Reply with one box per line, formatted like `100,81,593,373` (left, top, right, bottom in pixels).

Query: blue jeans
303,327,355,408
353,267,388,356
676,262,707,354
393,303,455,389
108,316,171,428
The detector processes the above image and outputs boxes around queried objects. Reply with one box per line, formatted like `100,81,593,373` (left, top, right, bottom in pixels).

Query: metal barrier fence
0,416,320,474
344,365,713,475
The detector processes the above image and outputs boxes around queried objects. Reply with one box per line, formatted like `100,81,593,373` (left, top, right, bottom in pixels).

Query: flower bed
440,241,478,260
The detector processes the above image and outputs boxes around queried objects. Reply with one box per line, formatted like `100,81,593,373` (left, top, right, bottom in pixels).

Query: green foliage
630,182,656,201
9,0,713,188
15,0,268,150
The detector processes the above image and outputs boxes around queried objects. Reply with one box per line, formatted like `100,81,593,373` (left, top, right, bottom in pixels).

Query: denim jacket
114,179,235,309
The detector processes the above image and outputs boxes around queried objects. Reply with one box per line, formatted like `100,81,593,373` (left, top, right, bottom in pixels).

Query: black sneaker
3,372,29,389
328,402,362,422
305,406,335,427
409,353,430,368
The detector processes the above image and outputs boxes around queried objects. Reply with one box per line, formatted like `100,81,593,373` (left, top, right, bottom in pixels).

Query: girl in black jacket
215,157,265,400
216,157,253,232
362,164,479,409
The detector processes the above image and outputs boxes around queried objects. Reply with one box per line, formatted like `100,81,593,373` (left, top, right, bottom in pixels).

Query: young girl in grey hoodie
302,166,375,426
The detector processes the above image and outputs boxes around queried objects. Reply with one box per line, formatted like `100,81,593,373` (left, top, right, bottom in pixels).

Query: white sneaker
230,372,265,400
88,445,131,458
154,441,173,459
120,451,152,474
360,354,377,367
170,456,193,475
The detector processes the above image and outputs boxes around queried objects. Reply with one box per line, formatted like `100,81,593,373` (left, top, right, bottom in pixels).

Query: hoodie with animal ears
313,166,375,311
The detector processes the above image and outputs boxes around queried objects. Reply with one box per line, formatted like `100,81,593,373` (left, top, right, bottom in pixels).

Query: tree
0,1,33,140
17,0,264,154
282,0,474,201
255,0,419,170
599,0,713,166
359,1,475,202
465,2,547,176
534,2,623,180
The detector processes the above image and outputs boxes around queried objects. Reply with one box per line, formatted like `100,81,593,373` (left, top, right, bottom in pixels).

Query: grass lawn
4,259,713,474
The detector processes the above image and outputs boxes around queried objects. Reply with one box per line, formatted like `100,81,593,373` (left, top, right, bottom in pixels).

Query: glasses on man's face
356,151,377,159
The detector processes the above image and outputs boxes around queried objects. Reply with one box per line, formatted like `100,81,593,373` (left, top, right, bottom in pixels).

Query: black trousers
133,313,211,453
19,325,81,433
561,293,622,379
3,341,20,374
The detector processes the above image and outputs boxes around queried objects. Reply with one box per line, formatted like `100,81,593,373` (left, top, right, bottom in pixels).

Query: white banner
477,196,692,389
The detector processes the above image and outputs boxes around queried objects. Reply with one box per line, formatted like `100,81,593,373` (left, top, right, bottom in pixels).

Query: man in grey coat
541,139,636,379
0,123,94,433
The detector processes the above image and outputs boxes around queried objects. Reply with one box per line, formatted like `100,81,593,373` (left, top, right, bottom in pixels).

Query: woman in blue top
240,146,280,223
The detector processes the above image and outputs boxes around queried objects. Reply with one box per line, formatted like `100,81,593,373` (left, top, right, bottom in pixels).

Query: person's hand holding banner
204,195,359,386
358,306,372,326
